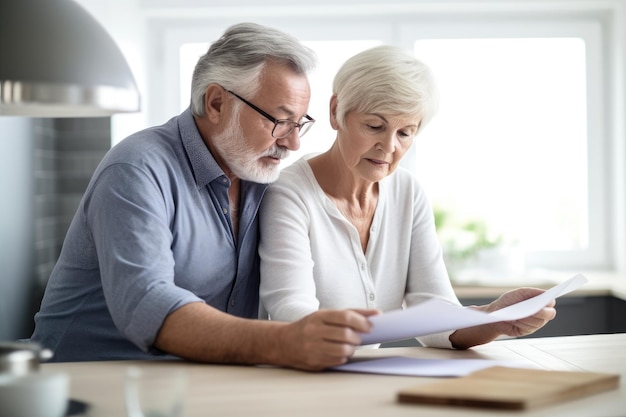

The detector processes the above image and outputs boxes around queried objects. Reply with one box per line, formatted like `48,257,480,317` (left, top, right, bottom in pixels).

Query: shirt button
230,299,236,307
360,263,366,270
222,178,228,184
222,207,228,215
371,226,376,232
369,293,375,301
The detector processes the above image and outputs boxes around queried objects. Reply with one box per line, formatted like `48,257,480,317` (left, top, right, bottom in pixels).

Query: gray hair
190,23,318,117
332,45,439,133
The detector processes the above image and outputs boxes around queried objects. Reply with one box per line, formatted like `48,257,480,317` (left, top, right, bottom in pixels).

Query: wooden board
397,366,620,410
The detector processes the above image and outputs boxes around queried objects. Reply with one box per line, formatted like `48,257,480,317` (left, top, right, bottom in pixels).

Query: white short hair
333,45,439,133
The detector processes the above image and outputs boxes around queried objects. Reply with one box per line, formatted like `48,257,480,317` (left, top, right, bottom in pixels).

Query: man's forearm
153,302,287,366
154,302,378,371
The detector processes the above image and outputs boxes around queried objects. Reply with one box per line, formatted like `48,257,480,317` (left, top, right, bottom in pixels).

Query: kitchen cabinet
457,295,626,338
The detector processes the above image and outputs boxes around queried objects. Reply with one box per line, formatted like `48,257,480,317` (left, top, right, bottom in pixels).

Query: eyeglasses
227,90,315,139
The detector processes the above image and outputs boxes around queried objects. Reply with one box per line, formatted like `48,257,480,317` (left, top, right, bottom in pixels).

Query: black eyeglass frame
227,90,315,139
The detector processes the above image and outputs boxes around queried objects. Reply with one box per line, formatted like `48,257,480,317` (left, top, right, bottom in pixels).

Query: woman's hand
449,287,557,350
486,287,557,338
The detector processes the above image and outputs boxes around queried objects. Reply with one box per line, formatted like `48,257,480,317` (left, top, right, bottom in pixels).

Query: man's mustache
265,146,289,160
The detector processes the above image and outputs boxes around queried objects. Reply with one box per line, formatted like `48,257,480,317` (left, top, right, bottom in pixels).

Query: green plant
433,206,503,263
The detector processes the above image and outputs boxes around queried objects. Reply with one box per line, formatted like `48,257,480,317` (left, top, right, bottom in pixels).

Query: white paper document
332,356,539,377
360,273,588,345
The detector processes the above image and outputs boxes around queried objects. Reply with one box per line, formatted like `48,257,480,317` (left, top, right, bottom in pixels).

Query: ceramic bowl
0,371,69,417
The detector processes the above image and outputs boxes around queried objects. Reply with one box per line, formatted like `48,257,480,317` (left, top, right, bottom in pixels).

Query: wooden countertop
42,333,625,417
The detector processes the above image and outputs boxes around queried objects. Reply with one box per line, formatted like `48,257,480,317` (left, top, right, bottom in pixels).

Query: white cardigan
259,156,460,348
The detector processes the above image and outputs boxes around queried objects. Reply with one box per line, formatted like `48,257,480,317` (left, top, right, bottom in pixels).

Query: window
412,37,591,281
398,19,608,280
168,9,620,280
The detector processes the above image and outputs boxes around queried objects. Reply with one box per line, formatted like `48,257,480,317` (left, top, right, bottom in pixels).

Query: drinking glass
125,366,187,417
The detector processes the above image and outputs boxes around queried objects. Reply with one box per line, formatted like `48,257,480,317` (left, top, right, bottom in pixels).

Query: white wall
612,2,626,272
73,0,148,145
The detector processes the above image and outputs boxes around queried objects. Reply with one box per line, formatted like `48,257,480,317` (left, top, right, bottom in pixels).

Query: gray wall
0,117,110,341
0,117,35,340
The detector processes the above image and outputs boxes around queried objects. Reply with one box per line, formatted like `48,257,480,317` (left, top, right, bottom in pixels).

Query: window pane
412,38,588,274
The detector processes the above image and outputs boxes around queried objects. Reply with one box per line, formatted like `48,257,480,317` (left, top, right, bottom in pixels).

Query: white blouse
259,156,461,348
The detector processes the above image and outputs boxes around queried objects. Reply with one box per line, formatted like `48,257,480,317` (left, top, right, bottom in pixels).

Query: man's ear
329,94,340,130
204,84,226,123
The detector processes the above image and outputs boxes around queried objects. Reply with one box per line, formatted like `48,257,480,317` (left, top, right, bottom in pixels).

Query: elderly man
31,23,377,371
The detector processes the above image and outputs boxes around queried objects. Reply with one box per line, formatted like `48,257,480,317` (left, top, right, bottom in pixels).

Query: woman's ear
329,94,340,130
204,84,226,123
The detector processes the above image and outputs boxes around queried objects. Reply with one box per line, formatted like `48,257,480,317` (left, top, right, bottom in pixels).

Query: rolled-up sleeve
84,163,202,351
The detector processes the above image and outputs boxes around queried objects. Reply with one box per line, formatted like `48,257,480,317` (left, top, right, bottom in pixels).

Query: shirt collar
178,107,230,188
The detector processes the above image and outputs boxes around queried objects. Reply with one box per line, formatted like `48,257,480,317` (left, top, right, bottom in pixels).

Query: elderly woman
259,45,555,349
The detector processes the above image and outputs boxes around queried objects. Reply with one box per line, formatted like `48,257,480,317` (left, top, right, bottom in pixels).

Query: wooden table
43,333,625,417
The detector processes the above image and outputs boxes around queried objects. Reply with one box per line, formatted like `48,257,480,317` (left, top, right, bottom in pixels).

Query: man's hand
277,309,380,371
153,303,379,371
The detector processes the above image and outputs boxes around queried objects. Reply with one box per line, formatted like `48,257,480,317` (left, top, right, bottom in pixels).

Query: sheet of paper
360,274,588,345
332,356,539,377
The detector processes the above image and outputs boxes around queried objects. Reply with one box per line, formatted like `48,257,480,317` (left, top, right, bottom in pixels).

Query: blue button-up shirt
31,108,268,361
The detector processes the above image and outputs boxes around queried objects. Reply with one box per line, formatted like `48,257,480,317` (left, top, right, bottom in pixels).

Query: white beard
212,113,289,184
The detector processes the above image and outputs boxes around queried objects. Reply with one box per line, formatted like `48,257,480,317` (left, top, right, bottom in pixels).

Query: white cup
0,371,69,417
125,366,187,417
